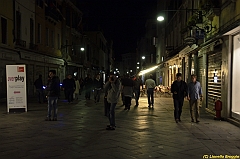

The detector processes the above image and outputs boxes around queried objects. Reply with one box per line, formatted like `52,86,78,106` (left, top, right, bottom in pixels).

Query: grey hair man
187,74,203,123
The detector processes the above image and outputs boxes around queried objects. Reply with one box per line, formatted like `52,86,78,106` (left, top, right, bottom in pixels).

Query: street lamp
80,47,84,51
142,56,145,60
157,16,164,22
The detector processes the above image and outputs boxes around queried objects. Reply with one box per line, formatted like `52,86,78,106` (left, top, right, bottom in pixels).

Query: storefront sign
184,37,196,46
6,65,27,112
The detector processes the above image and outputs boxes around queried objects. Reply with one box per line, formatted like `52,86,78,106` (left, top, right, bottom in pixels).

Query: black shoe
175,119,179,123
196,120,200,123
124,107,128,110
107,125,116,128
106,126,115,130
45,117,51,121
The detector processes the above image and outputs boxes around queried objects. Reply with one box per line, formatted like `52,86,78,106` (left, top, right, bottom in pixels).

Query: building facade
0,0,110,98
156,0,240,122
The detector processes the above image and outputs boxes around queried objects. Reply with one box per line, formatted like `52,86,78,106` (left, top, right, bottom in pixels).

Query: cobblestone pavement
0,93,240,159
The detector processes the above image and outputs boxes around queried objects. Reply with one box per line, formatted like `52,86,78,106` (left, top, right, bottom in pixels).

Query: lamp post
157,16,164,22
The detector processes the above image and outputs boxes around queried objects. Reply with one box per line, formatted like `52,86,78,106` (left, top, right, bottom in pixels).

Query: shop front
231,33,240,120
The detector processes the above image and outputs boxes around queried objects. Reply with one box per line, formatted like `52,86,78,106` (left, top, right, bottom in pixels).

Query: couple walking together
171,73,203,123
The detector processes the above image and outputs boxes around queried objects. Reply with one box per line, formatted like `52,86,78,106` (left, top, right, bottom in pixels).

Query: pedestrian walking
79,77,84,95
34,74,44,103
121,75,134,110
133,75,142,106
62,74,76,103
145,74,156,108
45,70,60,121
171,73,188,123
104,77,110,116
74,77,80,101
120,76,125,106
104,72,121,130
187,74,203,123
84,74,93,100
62,76,68,99
93,74,104,103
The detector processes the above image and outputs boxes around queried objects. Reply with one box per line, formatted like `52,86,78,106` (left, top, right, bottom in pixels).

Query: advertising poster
6,65,27,112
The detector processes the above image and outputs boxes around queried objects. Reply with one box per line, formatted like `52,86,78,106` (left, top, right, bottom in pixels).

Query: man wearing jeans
188,74,203,123
104,72,121,130
133,75,142,106
93,74,103,103
145,74,156,108
171,73,188,123
45,70,60,121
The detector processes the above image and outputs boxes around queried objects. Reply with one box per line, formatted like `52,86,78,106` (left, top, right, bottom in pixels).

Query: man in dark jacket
133,75,142,106
45,70,60,121
121,75,134,110
34,74,44,103
171,73,188,123
93,74,103,103
62,74,76,103
84,74,93,100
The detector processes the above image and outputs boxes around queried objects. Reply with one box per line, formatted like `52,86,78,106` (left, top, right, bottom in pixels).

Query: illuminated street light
142,56,145,60
138,65,158,76
137,67,139,69
137,62,140,65
130,70,132,72
157,16,164,22
80,47,85,51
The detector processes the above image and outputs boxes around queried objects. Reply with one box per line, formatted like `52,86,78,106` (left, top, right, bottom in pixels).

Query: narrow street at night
0,93,239,159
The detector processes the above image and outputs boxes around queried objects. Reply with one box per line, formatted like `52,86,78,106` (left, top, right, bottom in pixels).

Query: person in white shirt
145,74,156,108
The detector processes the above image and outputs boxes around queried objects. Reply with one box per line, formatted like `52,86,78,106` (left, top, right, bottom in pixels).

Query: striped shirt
188,81,202,100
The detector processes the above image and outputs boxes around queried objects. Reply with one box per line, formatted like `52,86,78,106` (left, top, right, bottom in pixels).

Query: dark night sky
77,0,158,60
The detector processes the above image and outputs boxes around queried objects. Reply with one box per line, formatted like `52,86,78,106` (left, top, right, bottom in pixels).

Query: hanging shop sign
6,65,27,112
184,37,197,47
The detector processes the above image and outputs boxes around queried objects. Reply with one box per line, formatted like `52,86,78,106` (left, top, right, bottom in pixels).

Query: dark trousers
66,89,74,103
134,89,140,106
85,87,91,99
147,88,154,105
94,89,101,102
64,89,67,99
36,89,44,103
124,96,132,109
104,97,110,116
173,99,184,120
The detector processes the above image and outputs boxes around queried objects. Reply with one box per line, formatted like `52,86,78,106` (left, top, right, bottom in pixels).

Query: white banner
6,65,27,112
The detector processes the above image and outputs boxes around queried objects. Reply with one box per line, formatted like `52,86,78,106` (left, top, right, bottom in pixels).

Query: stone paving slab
0,94,240,159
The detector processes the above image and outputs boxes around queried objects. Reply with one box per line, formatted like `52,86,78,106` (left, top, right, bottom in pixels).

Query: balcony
29,43,38,50
45,7,60,23
16,39,26,48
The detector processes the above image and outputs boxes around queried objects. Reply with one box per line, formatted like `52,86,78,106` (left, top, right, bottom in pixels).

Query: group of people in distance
34,71,104,121
104,73,158,130
104,72,203,130
34,70,202,129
